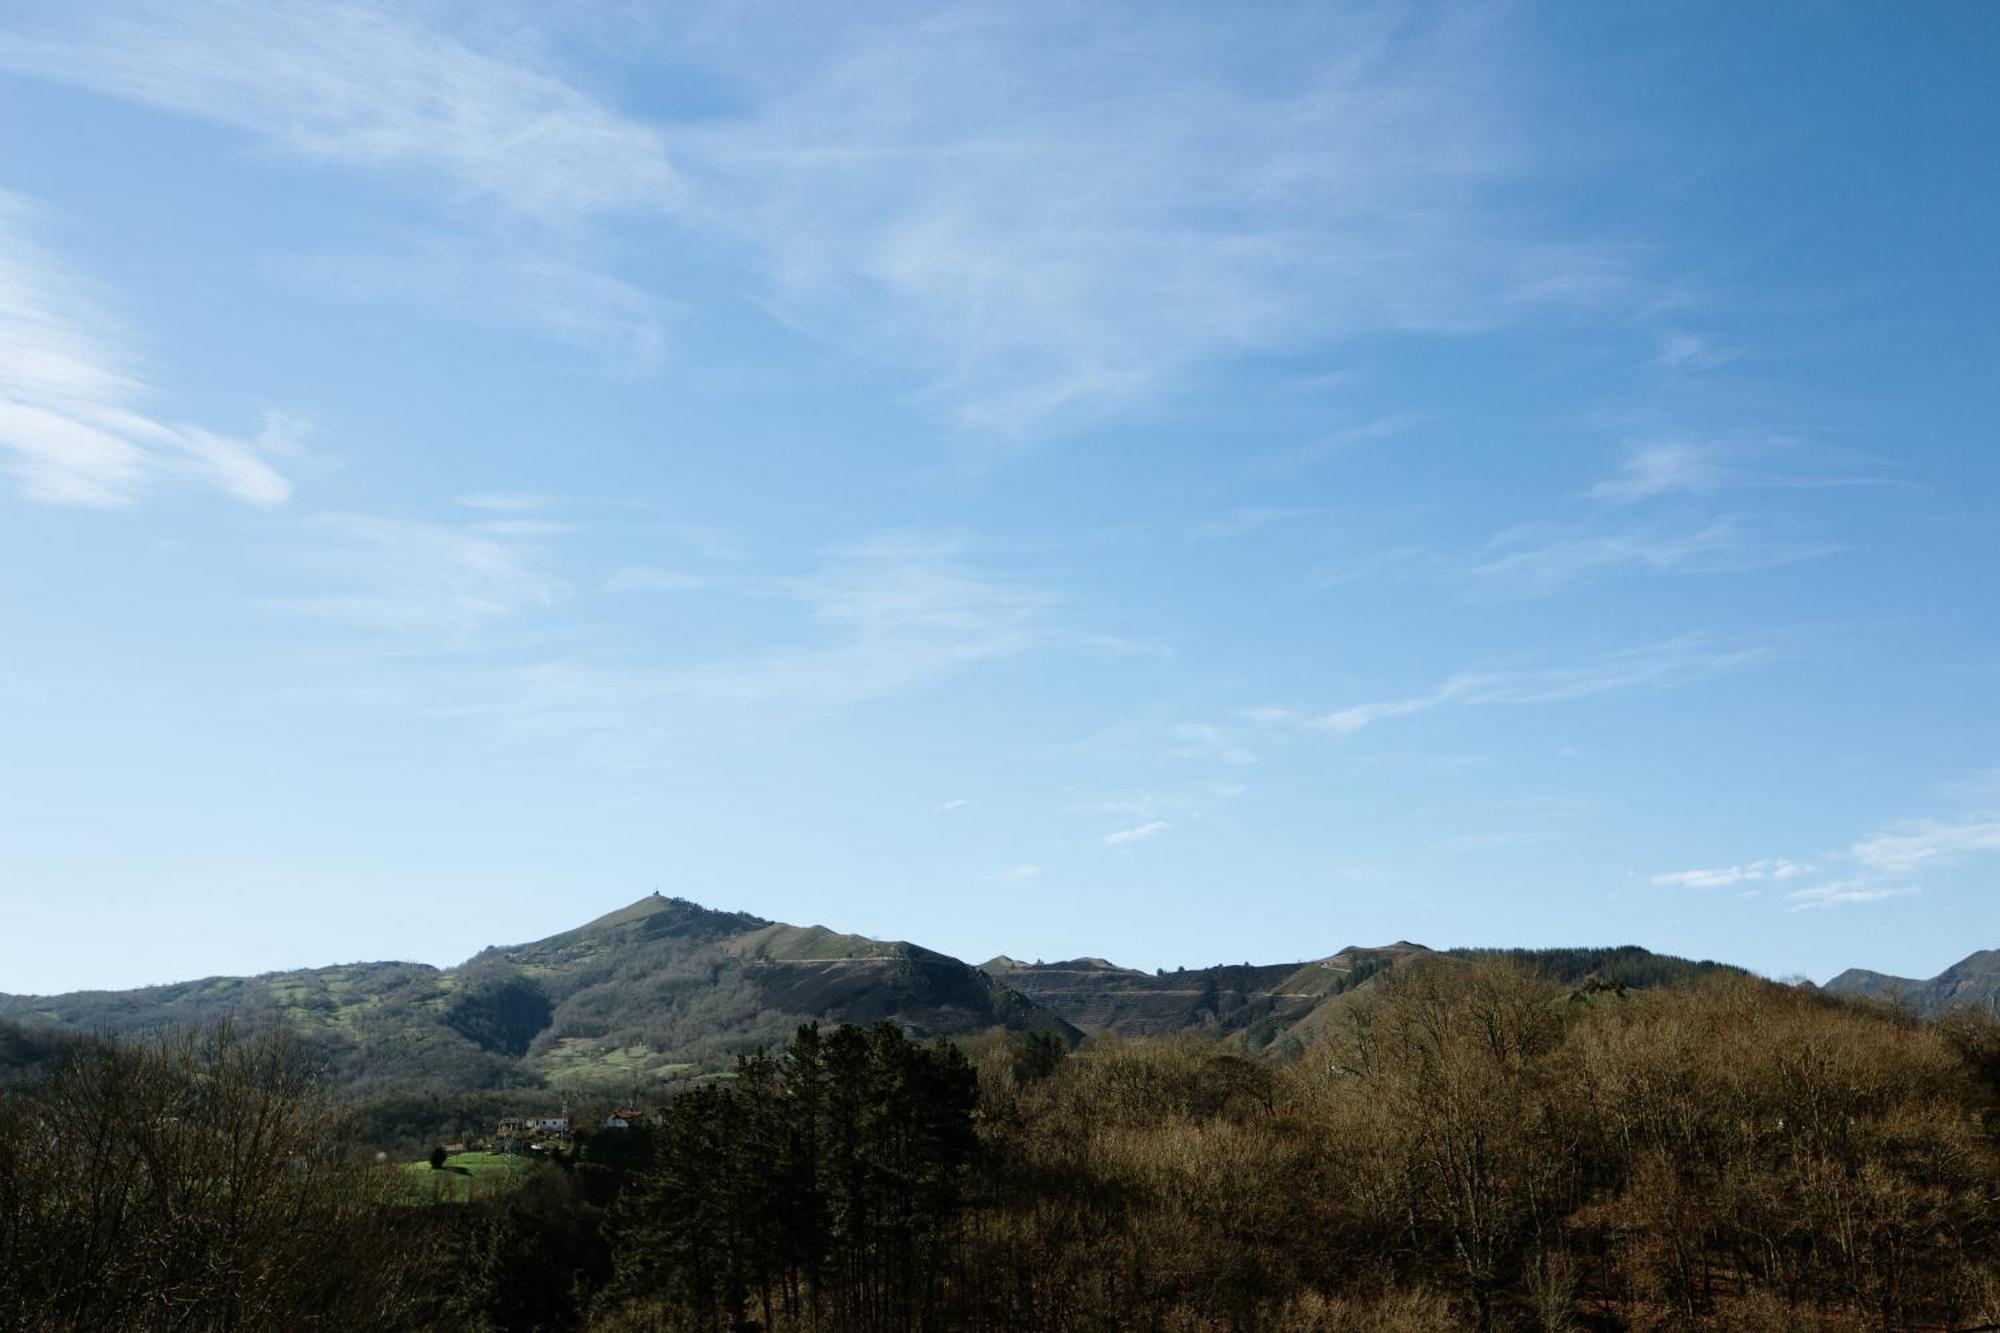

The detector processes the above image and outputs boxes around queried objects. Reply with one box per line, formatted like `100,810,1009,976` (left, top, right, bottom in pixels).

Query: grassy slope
399,1151,533,1204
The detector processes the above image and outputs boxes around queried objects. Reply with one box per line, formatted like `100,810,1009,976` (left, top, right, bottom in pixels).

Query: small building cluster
493,1113,572,1155
489,1106,657,1153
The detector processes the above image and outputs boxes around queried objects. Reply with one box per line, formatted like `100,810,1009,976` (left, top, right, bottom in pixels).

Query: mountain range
0,892,1967,1093
1821,951,2000,1015
0,895,1056,1092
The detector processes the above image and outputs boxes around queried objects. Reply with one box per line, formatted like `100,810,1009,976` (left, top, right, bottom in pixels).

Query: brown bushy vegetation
965,961,2000,1330
7,961,2000,1330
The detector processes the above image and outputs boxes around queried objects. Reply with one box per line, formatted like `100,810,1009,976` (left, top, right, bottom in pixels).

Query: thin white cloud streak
1655,333,1728,370
0,194,294,508
1589,437,1895,505
1589,442,1727,503
1320,518,1836,602
1467,517,1838,600
1667,802,2000,913
278,513,568,638
1170,722,1258,767
1251,637,1763,740
1652,858,1813,890
1310,438,1851,602
1102,820,1170,847
1785,882,1919,912
1189,507,1332,541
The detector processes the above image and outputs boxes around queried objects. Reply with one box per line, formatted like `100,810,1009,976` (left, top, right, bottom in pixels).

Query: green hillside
0,894,1071,1093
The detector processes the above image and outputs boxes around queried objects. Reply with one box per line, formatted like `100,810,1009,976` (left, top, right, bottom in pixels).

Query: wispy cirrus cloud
1589,437,1893,505
1850,814,2000,879
1247,637,1763,740
1169,722,1258,767
1786,882,1920,912
7,3,1634,431
1589,441,1729,503
427,537,1065,741
1307,436,1859,602
1655,333,1730,371
1102,820,1170,847
278,512,568,638
671,3,1632,432
1449,434,1885,598
0,1,679,364
0,194,296,509
1466,516,1836,600
1777,808,2000,911
0,1,680,227
1655,797,2000,913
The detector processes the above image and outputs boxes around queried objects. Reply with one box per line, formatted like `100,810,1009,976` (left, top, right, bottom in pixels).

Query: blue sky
1,1,1996,995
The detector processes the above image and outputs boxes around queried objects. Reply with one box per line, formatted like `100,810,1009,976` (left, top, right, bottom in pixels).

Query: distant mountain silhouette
1823,949,2000,1015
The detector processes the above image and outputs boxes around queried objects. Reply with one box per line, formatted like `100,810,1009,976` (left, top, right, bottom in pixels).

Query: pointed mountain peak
554,894,772,943
1939,949,2000,980
577,892,679,931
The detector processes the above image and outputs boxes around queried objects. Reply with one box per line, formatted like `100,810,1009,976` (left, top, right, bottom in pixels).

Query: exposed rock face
982,943,1432,1053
